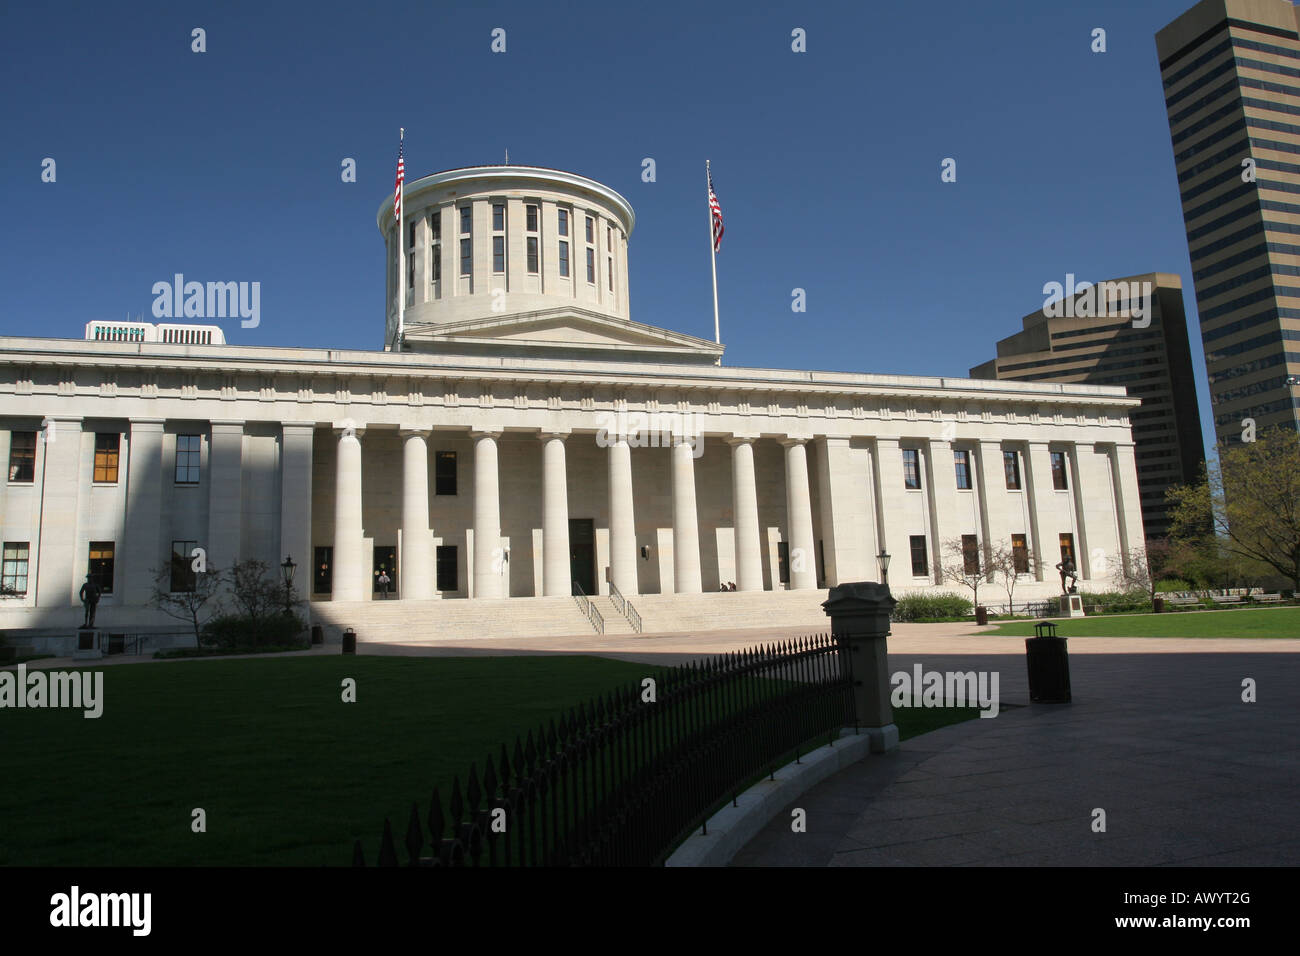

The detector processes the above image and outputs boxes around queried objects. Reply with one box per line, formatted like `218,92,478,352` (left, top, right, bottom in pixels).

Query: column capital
211,421,246,435
539,429,571,441
129,419,166,433
333,420,365,438
398,424,432,438
281,421,316,435
725,434,759,447
470,427,503,440
779,436,810,448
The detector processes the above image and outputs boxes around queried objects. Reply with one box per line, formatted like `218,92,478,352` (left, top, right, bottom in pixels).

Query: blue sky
1,0,1222,448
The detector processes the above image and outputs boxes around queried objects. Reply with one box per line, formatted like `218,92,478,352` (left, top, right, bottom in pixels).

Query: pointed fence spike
467,763,482,812
405,802,424,865
378,817,399,867
352,839,366,867
428,786,445,843
450,776,464,825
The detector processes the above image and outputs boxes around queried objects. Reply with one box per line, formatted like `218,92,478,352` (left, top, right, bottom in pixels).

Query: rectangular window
93,434,120,483
902,449,921,489
526,205,538,232
586,247,595,284
435,450,457,496
1051,451,1069,490
408,221,417,247
777,541,790,585
559,241,570,277
962,534,980,575
432,245,441,282
607,256,613,291
436,545,458,592
527,236,539,274
954,449,972,490
407,251,415,286
585,216,594,243
460,238,471,276
1012,534,1029,574
557,208,569,237
314,546,333,595
170,540,197,592
1,542,29,595
1004,450,1021,490
909,535,928,577
8,431,36,483
493,235,505,273
607,225,612,248
460,206,472,234
430,212,441,242
1059,533,1076,565
175,434,200,484
88,541,115,594
492,203,505,232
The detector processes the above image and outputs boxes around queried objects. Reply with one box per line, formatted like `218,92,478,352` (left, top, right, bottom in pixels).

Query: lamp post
877,549,891,587
1286,375,1300,434
280,555,296,616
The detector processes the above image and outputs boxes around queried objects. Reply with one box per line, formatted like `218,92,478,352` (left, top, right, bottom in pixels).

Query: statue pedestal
1060,594,1085,618
74,628,103,659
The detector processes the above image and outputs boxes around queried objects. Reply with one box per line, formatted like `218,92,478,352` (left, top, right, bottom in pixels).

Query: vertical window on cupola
526,204,539,274
559,241,570,277
586,248,595,284
558,208,569,236
430,211,441,283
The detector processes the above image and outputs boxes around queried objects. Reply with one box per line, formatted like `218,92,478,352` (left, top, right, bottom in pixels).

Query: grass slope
2,654,981,866
986,606,1300,639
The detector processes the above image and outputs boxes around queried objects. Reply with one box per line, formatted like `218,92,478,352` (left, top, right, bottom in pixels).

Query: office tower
971,273,1206,539
1157,0,1300,444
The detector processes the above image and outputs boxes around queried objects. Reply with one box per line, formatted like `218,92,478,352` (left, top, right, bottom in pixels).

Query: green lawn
2,654,980,866
986,605,1300,639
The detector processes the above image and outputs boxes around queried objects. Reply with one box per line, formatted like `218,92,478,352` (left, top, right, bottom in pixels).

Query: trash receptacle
342,627,357,655
1153,596,1165,614
975,605,988,626
311,624,323,645
1026,626,1070,703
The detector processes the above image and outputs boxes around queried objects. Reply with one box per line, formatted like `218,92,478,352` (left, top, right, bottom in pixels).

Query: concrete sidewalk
731,649,1300,866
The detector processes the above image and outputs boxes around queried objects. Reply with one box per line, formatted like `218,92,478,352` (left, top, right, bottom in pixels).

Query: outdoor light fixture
878,549,891,585
281,555,296,616
640,545,650,560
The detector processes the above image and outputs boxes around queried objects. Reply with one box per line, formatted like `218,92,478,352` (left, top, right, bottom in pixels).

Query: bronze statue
79,573,101,628
1055,557,1078,595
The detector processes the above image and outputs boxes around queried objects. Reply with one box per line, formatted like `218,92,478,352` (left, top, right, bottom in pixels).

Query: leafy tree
149,556,224,647
1167,427,1300,595
1111,537,1173,604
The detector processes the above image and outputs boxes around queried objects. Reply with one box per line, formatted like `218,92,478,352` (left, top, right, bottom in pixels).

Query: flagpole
396,127,405,351
707,160,720,366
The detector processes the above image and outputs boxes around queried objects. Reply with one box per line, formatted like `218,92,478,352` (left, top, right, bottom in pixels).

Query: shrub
1078,590,1152,614
200,612,307,650
891,593,973,622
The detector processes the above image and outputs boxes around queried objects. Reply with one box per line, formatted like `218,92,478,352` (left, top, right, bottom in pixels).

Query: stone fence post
822,582,898,753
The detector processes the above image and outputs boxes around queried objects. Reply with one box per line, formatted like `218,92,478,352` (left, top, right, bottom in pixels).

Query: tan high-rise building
971,273,1206,540
1157,0,1300,444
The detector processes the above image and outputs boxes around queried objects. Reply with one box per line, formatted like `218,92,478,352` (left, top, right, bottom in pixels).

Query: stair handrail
572,581,604,634
607,579,643,634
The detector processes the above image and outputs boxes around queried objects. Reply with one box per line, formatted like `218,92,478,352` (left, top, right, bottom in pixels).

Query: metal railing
353,633,854,867
607,580,643,634
572,582,604,634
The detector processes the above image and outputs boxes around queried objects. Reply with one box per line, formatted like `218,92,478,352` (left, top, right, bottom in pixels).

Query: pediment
401,308,723,362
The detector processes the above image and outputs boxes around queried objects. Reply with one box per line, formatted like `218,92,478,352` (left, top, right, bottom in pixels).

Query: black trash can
311,624,323,645
1153,596,1165,614
975,605,988,626
1025,634,1071,703
342,627,357,655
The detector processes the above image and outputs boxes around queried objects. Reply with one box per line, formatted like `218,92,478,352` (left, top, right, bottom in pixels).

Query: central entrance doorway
569,518,595,595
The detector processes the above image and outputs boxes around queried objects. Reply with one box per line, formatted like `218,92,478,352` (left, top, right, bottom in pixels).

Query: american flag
708,170,724,252
393,136,405,224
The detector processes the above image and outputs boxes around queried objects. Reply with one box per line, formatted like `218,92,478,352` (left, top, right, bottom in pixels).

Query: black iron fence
353,633,855,867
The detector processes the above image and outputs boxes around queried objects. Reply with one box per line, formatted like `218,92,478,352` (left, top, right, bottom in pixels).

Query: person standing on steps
377,570,391,600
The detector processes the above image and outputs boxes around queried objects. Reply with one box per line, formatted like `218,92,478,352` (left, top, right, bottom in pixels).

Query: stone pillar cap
822,581,897,614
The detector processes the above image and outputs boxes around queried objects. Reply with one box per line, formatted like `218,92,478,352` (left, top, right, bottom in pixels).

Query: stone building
0,165,1147,648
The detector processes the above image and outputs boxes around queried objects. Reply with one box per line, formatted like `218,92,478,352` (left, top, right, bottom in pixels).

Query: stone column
541,431,571,596
727,436,763,592
122,419,166,606
607,434,638,596
1023,441,1056,582
816,436,871,586
671,434,703,594
400,427,434,600
782,438,817,590
34,417,83,609
974,440,1009,573
332,423,366,602
1107,442,1147,574
872,437,913,585
279,424,314,605
472,429,504,599
208,422,245,574
925,438,964,586
1065,443,1092,580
